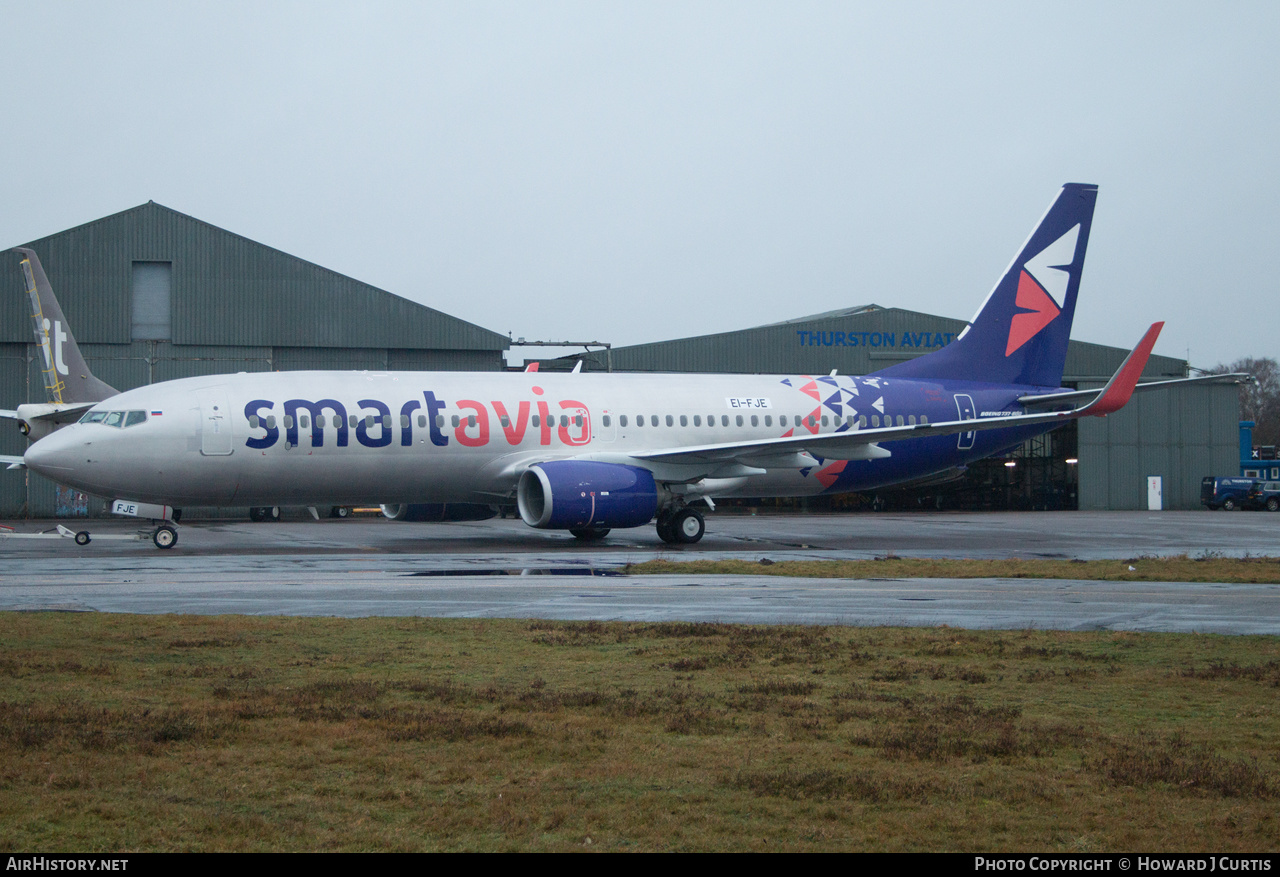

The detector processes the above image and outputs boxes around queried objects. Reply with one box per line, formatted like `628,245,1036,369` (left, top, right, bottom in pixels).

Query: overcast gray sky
3,1,1277,370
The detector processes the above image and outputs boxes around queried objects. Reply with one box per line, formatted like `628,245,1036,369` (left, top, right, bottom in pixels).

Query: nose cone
24,428,90,484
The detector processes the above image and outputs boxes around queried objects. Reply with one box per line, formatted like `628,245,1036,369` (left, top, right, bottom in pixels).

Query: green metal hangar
552,305,1240,511
0,202,509,518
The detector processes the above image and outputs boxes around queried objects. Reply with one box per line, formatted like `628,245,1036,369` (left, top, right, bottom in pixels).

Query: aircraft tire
570,528,610,541
74,531,91,546
672,508,705,544
153,525,178,549
655,512,678,544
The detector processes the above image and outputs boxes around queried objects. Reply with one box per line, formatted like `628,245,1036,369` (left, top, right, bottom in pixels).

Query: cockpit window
80,410,149,427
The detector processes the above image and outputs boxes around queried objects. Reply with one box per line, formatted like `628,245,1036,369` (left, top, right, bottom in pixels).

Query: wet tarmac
2,512,1278,633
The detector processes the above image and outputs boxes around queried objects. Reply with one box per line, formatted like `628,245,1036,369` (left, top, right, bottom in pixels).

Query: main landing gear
656,506,705,544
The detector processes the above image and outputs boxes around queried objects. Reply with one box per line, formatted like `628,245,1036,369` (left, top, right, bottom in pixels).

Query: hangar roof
2,202,508,351
557,305,1188,383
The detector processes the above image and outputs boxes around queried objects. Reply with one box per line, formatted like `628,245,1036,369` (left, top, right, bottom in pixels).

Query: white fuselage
22,369,1037,509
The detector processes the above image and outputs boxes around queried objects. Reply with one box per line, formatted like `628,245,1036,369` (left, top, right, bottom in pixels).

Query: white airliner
9,185,1224,548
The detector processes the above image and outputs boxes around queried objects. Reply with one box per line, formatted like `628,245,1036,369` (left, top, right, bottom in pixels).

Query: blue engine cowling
518,461,658,529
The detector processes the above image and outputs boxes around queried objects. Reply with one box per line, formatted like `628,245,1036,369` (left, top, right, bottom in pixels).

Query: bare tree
1209,357,1280,446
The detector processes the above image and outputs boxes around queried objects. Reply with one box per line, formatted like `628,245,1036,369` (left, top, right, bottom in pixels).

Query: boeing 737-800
10,185,1203,547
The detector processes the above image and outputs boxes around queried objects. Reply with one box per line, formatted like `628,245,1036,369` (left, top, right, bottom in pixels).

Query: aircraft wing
1017,372,1253,410
634,323,1163,470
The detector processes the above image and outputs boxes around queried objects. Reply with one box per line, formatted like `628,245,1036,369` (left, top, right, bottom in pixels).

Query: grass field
1,610,1277,852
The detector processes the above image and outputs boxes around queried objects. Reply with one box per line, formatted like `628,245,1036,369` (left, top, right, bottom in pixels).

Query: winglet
1079,322,1163,416
524,362,539,373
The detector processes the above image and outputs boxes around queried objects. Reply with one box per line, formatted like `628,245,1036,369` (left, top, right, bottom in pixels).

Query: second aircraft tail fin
14,248,117,404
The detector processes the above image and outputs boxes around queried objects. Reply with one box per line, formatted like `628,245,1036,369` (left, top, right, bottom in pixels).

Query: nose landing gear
152,524,178,549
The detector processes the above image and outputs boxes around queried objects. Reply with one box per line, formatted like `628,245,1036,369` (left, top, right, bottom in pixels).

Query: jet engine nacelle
517,461,658,530
379,502,497,522
13,403,81,442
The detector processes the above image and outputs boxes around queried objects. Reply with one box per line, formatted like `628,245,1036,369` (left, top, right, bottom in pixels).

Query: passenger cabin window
283,415,294,429
751,415,758,427
620,415,628,427
602,415,611,427
651,415,659,427
248,415,260,429
735,415,743,427
694,415,701,426
721,415,729,427
417,415,426,428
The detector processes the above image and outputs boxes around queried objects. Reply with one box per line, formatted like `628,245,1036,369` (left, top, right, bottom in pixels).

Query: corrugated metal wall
2,202,511,517
2,202,509,351
1078,383,1239,510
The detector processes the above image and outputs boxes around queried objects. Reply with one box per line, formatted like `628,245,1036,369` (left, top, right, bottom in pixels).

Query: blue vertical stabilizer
875,183,1097,388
